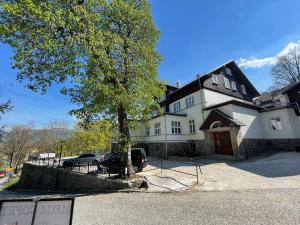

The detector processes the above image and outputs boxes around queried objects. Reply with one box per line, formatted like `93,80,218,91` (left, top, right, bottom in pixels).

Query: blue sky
1,0,300,128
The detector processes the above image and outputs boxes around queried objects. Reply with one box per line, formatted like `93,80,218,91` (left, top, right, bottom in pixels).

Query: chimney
176,81,181,88
196,74,201,79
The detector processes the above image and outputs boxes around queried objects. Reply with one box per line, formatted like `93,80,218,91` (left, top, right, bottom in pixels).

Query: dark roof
166,60,260,104
200,109,245,130
258,82,300,102
151,112,187,119
203,100,263,111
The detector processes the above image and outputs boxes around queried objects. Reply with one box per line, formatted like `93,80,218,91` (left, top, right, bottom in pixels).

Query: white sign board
0,201,35,225
0,198,74,225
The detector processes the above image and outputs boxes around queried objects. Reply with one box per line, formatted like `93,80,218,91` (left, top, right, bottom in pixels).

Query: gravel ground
73,189,300,225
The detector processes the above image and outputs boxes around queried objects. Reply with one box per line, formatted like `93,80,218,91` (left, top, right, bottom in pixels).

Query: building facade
132,61,300,160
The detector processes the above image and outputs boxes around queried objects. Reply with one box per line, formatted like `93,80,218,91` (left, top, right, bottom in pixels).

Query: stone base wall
237,138,300,160
136,138,300,161
19,163,130,191
237,139,269,160
267,139,300,152
134,140,205,159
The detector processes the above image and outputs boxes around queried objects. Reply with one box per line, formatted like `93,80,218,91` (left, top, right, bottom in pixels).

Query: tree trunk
118,106,135,178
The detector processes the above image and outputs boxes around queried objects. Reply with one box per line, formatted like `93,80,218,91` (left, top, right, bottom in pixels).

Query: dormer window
225,68,232,75
231,81,237,91
241,85,247,94
211,74,218,85
224,78,230,89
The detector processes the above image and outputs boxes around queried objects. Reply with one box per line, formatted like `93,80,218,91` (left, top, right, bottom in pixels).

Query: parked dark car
100,148,147,173
62,153,104,168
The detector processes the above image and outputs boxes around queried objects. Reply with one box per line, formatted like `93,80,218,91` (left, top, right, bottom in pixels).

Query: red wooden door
213,131,233,155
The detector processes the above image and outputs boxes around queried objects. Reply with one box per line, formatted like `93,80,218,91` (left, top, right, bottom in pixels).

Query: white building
132,61,300,160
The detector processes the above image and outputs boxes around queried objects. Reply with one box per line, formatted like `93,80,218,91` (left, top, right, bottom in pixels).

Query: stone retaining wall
19,163,130,191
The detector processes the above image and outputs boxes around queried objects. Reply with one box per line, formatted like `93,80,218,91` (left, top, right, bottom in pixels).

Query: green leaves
1,0,165,147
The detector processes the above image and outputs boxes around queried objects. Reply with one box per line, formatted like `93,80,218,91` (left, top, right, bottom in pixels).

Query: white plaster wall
203,89,251,108
261,108,297,139
230,105,265,139
168,90,205,140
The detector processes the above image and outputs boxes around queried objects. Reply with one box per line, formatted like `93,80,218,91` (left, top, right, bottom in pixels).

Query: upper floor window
241,85,247,94
270,117,283,130
158,95,166,102
173,101,181,112
231,81,237,91
189,120,196,134
146,126,150,136
171,121,181,134
225,68,232,75
224,78,230,89
185,96,194,108
211,74,218,85
155,123,161,135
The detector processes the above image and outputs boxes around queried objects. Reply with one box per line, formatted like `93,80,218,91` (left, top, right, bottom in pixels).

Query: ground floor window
171,121,181,134
189,120,196,134
155,123,161,135
270,117,283,130
146,126,150,136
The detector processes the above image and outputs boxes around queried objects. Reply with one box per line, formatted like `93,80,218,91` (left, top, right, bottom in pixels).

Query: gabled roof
200,109,245,130
258,81,300,103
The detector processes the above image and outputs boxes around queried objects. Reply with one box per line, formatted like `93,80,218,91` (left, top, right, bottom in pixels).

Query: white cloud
237,40,300,69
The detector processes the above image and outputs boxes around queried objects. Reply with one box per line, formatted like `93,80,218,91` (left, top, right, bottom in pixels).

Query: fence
27,157,119,178
143,157,203,184
28,155,204,184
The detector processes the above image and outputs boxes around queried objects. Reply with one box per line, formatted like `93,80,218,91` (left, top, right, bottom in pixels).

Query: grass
1,176,19,190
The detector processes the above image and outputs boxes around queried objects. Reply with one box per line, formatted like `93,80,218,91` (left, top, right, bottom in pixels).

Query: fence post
196,165,199,184
160,148,163,174
58,145,63,167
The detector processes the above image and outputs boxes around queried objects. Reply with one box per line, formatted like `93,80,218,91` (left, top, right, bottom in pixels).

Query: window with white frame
154,123,161,135
231,81,237,91
185,96,194,108
189,120,196,134
173,101,181,112
171,121,181,134
211,74,218,85
270,117,283,130
158,95,166,102
146,126,150,136
225,68,232,75
224,78,230,89
241,84,247,94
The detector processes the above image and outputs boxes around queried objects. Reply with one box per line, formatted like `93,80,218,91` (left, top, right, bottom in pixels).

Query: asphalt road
73,189,300,225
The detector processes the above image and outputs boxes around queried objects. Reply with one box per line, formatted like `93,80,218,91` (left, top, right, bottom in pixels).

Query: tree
0,95,12,141
64,120,112,156
0,0,164,177
0,125,32,172
271,45,300,88
47,120,70,151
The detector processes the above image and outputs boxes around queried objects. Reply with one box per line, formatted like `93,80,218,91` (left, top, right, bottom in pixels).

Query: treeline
0,120,112,171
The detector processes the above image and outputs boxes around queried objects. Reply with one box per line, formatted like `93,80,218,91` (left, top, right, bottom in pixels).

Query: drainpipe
198,74,208,158
164,114,168,160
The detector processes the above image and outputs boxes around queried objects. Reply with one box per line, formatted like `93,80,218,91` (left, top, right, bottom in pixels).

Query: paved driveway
140,152,300,192
72,189,300,225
